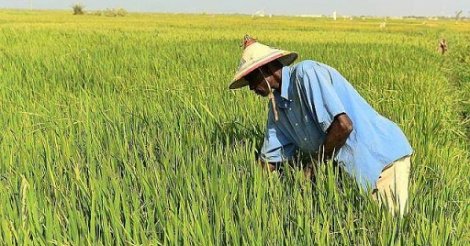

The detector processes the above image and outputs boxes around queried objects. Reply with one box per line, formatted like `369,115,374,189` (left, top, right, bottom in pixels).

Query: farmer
229,35,413,217
438,38,448,55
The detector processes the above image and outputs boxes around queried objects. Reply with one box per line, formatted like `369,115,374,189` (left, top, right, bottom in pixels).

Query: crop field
0,10,469,245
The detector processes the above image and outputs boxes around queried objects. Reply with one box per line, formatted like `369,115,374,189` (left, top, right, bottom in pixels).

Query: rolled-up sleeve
300,65,346,133
260,107,297,163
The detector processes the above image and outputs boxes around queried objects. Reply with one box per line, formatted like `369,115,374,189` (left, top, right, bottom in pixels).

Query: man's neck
270,67,283,91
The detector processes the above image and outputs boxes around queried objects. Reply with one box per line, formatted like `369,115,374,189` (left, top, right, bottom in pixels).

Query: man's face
245,65,273,97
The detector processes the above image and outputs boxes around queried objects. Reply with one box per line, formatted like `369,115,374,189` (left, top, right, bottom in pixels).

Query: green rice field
0,10,469,245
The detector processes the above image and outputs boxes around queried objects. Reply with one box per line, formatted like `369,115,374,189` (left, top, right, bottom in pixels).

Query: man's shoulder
292,60,340,77
291,60,332,76
291,60,317,72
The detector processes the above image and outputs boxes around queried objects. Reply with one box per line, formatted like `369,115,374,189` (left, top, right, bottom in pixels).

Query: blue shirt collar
280,66,291,100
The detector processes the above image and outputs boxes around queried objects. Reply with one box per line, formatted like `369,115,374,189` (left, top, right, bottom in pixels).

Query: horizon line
0,7,468,19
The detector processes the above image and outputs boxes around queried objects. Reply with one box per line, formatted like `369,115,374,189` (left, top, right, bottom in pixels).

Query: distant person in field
228,35,413,217
439,39,448,55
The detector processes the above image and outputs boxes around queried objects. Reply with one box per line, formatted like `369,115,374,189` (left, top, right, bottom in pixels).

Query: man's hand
320,113,353,161
258,160,277,172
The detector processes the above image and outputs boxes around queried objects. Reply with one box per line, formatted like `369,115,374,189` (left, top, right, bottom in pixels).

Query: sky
0,0,469,17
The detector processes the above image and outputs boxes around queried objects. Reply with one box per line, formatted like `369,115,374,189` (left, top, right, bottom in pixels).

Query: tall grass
0,10,468,245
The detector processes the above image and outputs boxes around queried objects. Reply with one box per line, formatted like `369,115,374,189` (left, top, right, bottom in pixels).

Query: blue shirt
260,60,413,189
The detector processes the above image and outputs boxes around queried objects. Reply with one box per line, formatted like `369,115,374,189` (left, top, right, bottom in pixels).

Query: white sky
0,0,469,17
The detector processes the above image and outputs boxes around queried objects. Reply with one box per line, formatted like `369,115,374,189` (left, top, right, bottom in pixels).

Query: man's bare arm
257,114,352,176
320,113,353,161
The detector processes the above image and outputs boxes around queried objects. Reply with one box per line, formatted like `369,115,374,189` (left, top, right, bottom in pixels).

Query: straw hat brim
229,52,298,90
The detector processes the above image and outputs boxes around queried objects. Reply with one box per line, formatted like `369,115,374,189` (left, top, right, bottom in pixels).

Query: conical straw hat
229,35,298,89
